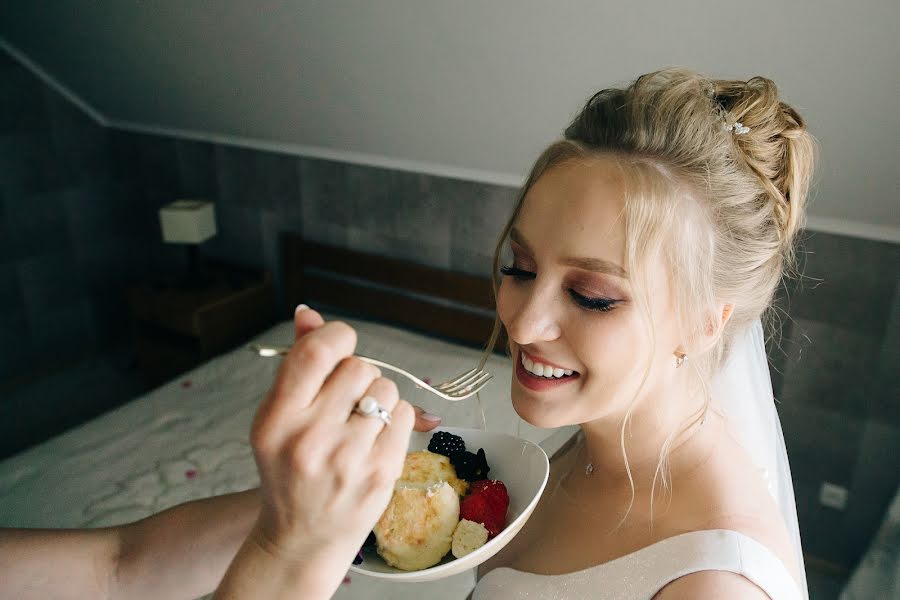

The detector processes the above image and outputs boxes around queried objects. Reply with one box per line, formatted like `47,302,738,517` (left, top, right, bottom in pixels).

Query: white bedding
0,314,576,600
0,313,572,530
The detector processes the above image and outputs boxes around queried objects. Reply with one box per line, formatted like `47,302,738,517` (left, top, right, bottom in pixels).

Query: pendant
585,462,594,476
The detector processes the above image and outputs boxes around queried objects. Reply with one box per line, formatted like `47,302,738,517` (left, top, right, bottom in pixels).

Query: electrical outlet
819,482,848,510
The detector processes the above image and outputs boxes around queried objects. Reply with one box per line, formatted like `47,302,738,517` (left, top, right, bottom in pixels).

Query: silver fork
248,344,492,401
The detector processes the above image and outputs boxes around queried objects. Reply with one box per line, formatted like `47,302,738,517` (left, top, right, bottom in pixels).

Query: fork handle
248,344,434,390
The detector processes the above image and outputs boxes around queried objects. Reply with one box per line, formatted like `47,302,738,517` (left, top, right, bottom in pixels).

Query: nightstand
127,261,276,385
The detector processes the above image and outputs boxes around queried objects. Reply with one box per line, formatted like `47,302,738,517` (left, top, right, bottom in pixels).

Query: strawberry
459,480,509,538
469,480,509,512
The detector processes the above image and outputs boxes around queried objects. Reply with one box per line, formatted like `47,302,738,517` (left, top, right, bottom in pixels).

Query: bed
0,233,576,600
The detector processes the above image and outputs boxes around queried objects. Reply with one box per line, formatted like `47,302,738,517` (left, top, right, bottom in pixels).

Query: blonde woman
216,68,815,599
471,68,815,599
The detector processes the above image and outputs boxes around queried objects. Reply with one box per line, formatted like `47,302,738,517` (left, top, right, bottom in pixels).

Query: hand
247,307,415,583
215,307,445,600
287,308,443,435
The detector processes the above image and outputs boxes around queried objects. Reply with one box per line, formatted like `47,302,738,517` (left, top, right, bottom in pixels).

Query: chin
511,391,574,429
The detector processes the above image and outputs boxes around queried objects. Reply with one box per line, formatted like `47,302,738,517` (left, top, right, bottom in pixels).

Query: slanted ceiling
1,1,898,241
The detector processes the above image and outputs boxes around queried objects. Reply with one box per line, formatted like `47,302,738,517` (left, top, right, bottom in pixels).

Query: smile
515,350,580,391
520,351,576,378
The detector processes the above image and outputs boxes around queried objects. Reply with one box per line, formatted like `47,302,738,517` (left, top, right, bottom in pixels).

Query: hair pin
724,121,751,134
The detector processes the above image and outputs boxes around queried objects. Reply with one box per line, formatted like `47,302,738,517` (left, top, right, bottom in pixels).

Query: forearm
0,527,118,600
113,488,261,600
213,530,354,600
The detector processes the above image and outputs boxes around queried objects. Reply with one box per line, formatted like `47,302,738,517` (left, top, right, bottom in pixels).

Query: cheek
496,279,516,327
577,316,630,366
575,309,648,386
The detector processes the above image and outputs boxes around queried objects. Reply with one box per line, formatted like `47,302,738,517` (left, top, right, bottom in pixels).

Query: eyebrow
509,227,629,279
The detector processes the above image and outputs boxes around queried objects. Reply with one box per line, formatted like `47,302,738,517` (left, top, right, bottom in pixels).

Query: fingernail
295,303,309,314
420,412,442,422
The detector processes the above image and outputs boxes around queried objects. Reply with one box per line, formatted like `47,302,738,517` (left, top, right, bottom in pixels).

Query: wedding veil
710,319,809,599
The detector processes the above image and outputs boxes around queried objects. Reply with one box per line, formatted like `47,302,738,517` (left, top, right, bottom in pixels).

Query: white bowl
349,427,550,583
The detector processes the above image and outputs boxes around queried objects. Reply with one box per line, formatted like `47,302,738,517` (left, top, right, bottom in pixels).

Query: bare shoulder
652,569,773,600
684,430,802,585
716,450,798,556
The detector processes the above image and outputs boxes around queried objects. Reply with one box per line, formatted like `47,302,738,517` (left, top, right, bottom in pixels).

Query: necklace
577,434,595,477
581,410,709,477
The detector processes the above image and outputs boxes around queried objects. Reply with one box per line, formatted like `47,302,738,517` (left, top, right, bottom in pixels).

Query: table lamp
158,199,217,286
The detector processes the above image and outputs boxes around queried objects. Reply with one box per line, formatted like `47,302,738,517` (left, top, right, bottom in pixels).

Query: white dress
472,528,804,600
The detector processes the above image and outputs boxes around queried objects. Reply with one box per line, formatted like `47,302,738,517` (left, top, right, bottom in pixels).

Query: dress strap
648,529,804,600
473,528,805,600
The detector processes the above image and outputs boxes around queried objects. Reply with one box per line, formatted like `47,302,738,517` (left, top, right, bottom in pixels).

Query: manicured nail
420,412,442,423
295,303,309,314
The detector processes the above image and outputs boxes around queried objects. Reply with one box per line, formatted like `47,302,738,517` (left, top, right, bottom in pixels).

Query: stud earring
674,350,688,368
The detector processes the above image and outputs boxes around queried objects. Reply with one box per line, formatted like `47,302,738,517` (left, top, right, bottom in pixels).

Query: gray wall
1,50,898,571
0,50,132,381
2,1,899,234
0,51,186,453
772,238,900,567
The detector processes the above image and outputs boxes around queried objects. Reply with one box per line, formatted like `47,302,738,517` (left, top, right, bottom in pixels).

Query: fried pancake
400,450,469,496
374,481,460,571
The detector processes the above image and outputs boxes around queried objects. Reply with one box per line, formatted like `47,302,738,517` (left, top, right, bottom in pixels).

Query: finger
258,321,358,440
312,356,382,422
370,400,415,478
294,304,325,340
413,405,442,432
346,377,400,443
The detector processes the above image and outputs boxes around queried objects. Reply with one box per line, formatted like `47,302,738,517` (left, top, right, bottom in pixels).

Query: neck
575,384,721,496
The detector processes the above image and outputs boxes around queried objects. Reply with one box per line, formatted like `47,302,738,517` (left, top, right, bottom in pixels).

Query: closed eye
500,265,536,280
502,265,618,312
568,290,617,312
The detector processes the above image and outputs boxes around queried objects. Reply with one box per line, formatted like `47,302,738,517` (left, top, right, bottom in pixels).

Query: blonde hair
483,67,817,525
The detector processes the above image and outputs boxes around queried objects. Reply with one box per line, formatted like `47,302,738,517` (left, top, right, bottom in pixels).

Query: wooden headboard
280,233,506,351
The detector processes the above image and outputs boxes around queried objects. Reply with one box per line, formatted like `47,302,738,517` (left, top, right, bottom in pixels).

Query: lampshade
159,200,217,244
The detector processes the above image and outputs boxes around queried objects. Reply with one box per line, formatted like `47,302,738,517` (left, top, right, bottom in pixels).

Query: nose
503,286,562,346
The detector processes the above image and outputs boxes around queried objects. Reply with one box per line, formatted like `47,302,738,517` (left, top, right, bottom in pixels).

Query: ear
695,302,735,355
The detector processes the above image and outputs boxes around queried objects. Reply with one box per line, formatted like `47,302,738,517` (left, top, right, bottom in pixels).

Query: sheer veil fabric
710,319,809,599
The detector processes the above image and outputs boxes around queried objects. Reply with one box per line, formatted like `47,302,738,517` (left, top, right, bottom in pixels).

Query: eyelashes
568,290,616,312
499,265,535,280
499,265,618,312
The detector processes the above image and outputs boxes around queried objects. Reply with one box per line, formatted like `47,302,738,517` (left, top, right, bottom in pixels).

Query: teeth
521,353,575,379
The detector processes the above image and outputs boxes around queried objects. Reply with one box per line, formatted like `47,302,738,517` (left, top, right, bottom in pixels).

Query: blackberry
428,431,466,458
450,448,491,482
354,530,377,566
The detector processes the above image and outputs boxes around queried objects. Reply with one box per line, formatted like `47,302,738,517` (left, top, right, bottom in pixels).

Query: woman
217,67,814,599
470,68,815,599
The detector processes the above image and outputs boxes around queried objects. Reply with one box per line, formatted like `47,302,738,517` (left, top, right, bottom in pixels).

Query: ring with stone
354,395,392,426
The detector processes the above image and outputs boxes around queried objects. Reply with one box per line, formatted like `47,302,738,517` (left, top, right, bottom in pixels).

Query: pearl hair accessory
724,121,751,134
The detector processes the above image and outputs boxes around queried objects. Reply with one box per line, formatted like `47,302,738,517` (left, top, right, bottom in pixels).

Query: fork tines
436,368,492,395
